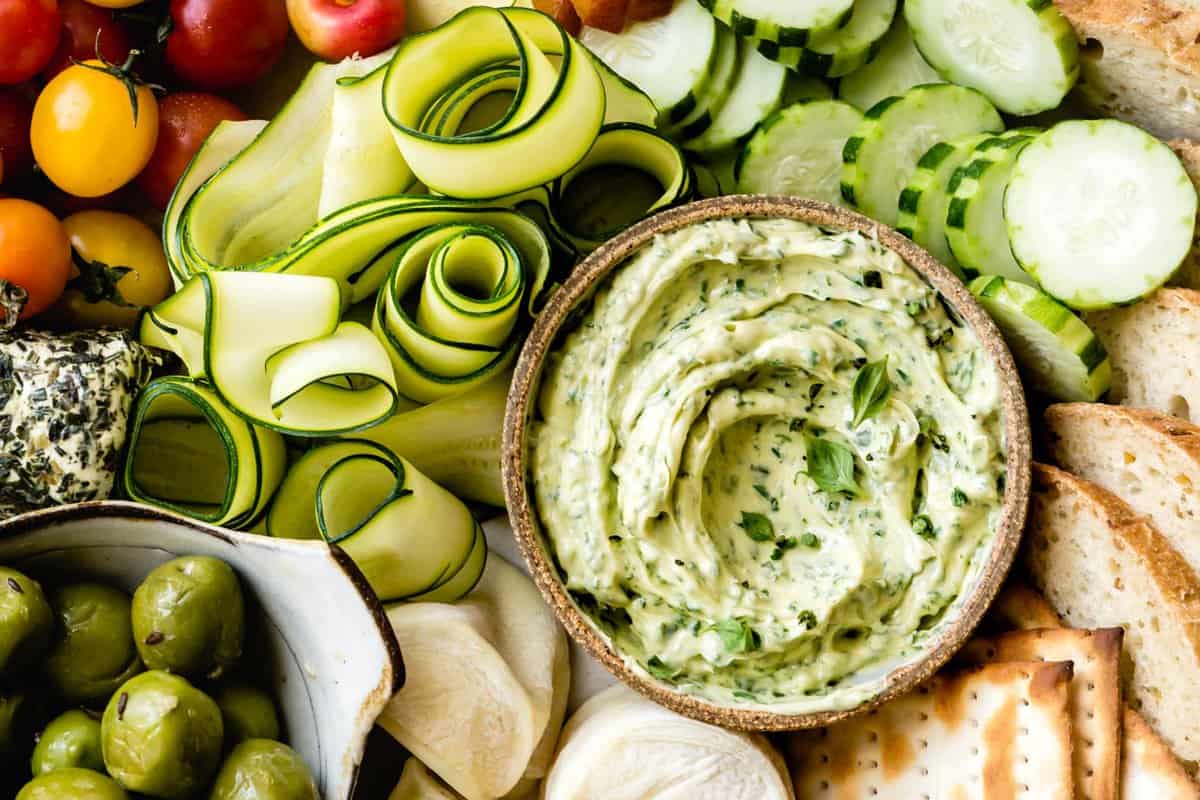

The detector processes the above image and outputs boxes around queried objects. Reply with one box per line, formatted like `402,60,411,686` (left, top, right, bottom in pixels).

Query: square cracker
785,661,1074,800
986,583,1200,797
962,627,1124,800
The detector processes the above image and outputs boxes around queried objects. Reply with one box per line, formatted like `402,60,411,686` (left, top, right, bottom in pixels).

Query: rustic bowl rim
502,195,1032,732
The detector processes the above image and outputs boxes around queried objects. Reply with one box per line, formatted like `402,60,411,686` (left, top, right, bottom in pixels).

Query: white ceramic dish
0,500,403,800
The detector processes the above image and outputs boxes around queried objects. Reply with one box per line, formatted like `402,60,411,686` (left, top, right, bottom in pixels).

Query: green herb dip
531,218,1006,711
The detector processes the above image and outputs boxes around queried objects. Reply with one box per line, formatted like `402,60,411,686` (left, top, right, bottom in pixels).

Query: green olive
16,768,128,800
0,567,53,677
101,671,223,799
215,684,280,747
209,739,318,800
31,710,104,776
132,556,244,680
46,583,143,705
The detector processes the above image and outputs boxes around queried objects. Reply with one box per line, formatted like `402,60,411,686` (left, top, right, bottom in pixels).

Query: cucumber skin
697,0,854,45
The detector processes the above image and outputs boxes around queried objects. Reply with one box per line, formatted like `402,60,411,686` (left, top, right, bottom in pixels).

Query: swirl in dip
530,218,1006,711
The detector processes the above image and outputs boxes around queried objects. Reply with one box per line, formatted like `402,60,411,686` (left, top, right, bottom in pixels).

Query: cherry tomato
0,88,33,179
0,199,72,318
138,91,246,210
43,0,132,79
0,0,60,85
49,210,171,328
82,0,146,7
166,0,289,90
31,59,159,198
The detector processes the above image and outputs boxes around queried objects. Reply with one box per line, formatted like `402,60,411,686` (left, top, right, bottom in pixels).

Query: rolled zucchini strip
140,271,399,436
382,7,606,199
549,123,695,253
267,441,486,603
123,377,286,529
373,223,531,403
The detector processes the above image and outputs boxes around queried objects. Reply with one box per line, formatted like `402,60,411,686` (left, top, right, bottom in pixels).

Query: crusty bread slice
1123,707,1200,798
1086,288,1200,420
785,661,1075,799
1024,463,1200,765
988,583,1065,631
1053,0,1200,140
1167,140,1200,289
987,581,1200,795
1044,403,1200,576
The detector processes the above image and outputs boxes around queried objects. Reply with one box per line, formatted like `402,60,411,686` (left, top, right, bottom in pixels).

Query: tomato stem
70,33,165,126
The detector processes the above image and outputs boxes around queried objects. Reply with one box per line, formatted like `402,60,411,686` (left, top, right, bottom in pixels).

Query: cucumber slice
840,84,1003,227
684,38,787,154
1004,120,1199,310
757,0,897,78
736,100,863,205
970,275,1112,401
838,17,941,113
587,53,658,127
782,74,834,106
944,130,1039,281
666,24,740,140
267,440,484,603
895,132,990,275
124,377,287,529
904,0,1079,115
697,0,854,45
579,0,718,125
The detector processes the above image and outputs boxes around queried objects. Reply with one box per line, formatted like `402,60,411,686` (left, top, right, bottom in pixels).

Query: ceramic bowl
502,196,1032,731
0,500,403,799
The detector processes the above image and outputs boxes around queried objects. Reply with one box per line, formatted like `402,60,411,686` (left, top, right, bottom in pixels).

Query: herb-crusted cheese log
1,329,158,518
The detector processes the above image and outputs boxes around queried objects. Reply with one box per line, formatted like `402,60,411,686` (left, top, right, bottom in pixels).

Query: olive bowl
0,500,403,799
502,196,1033,731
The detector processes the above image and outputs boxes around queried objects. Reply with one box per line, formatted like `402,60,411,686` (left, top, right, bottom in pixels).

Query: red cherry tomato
43,0,132,80
137,91,246,209
0,0,61,85
166,0,289,90
0,88,33,179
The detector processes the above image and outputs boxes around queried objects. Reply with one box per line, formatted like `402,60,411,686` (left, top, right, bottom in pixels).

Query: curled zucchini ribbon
123,377,286,528
140,271,400,436
373,223,528,403
382,7,606,199
267,441,486,603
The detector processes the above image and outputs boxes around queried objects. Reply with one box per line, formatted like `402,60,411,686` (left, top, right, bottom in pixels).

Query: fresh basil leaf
713,619,760,653
804,435,860,497
646,656,678,681
851,357,892,427
737,511,774,542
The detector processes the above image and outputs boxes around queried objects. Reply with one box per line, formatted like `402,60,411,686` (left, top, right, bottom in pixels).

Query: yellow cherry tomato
31,60,159,198
82,0,147,8
50,210,172,329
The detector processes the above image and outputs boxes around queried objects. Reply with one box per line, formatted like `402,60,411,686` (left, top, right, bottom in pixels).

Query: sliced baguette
1086,288,1200,421
1024,463,1200,765
1053,0,1200,140
988,582,1200,797
1167,140,1200,289
1044,403,1200,577
785,661,1076,799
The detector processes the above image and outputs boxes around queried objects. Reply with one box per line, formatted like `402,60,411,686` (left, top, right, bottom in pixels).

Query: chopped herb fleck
952,488,968,507
912,515,936,539
738,511,774,542
800,532,821,548
862,270,882,288
798,610,818,629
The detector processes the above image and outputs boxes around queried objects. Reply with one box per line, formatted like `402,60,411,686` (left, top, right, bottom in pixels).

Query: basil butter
531,218,1006,712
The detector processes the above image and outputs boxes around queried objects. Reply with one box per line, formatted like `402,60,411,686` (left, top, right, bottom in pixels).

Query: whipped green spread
531,218,1006,711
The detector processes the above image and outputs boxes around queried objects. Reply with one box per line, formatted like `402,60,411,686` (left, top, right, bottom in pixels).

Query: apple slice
379,603,538,800
573,0,628,32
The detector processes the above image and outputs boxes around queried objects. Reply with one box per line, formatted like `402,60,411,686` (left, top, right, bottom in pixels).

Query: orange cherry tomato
0,199,72,318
